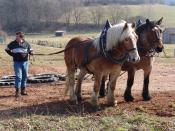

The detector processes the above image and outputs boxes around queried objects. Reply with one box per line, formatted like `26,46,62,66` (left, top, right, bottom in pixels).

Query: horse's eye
125,38,129,42
151,28,155,32
135,35,138,39
159,29,163,33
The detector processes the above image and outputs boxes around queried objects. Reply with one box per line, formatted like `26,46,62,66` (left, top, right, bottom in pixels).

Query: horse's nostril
156,47,163,52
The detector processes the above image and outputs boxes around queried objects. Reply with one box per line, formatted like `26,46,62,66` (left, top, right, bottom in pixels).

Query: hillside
164,0,175,4
125,4,175,27
81,4,175,27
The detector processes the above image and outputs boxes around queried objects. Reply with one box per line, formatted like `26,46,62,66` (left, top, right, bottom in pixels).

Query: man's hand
29,51,34,55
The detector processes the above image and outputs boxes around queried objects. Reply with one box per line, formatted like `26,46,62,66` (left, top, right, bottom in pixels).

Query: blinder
152,26,162,44
126,47,137,52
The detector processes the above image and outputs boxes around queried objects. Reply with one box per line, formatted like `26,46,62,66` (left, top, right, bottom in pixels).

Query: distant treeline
0,0,159,33
82,0,164,5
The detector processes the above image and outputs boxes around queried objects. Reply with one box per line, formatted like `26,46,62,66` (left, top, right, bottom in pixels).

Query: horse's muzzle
129,56,140,63
155,46,164,53
128,51,140,63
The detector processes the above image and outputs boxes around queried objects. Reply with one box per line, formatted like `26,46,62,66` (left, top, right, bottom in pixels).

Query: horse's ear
156,17,163,25
106,19,112,28
123,23,128,31
137,19,142,26
131,22,136,28
146,19,150,25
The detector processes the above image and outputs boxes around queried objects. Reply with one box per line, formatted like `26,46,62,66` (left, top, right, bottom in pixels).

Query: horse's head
137,17,164,53
117,22,140,62
106,21,140,63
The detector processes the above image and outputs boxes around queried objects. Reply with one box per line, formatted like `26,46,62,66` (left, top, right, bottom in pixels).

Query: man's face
16,34,23,42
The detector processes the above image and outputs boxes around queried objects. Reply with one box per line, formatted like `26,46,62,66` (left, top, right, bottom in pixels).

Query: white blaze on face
128,31,140,62
128,49,140,62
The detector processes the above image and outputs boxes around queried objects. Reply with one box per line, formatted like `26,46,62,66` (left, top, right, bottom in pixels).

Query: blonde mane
93,21,136,52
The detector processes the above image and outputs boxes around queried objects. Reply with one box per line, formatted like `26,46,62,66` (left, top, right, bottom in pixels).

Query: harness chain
33,39,91,56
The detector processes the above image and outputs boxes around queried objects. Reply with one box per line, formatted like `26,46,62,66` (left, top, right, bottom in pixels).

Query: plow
0,72,94,86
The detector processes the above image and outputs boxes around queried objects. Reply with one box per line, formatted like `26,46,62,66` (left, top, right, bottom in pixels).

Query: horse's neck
110,43,127,58
138,32,150,51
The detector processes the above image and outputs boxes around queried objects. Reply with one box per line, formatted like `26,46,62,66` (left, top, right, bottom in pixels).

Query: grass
126,4,175,27
0,109,175,131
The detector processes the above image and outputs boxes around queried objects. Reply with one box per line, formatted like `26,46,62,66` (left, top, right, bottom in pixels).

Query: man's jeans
14,61,29,89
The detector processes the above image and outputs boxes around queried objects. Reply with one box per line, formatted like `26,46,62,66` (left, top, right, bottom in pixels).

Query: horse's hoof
77,95,82,102
69,100,77,105
143,95,152,101
91,100,100,111
91,104,101,111
107,100,117,107
99,94,106,98
124,95,134,102
99,90,106,98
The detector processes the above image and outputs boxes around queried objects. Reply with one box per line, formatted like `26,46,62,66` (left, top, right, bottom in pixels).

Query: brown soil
0,61,175,119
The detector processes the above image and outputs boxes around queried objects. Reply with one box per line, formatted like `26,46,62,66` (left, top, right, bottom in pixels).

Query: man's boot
15,88,20,97
21,87,28,95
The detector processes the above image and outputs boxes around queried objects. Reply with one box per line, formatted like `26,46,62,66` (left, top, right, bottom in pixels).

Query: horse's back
64,37,93,69
65,37,86,48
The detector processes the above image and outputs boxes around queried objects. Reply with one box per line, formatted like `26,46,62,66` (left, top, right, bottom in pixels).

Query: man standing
5,32,33,97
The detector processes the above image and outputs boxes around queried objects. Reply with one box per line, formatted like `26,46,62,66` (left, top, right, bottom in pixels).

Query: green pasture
65,4,175,27
127,4,175,26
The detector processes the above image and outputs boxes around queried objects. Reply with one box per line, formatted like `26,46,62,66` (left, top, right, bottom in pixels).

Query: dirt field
1,57,175,118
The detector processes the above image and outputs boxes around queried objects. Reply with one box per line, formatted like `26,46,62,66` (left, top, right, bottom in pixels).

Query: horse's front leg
91,74,102,107
142,68,152,101
107,73,119,106
124,69,136,102
75,69,87,103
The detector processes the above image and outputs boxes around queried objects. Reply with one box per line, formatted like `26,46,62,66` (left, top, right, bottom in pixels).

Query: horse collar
99,24,128,64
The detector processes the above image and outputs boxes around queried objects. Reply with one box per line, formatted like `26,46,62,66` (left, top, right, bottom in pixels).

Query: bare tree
72,0,84,26
0,0,63,32
140,2,155,19
107,4,130,24
60,0,74,28
41,0,61,22
89,5,104,27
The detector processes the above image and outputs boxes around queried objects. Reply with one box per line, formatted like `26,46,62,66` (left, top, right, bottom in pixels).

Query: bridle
99,24,137,64
137,25,163,57
150,26,163,47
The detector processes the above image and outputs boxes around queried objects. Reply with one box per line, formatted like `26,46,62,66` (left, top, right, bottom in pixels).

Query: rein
33,39,92,56
33,49,65,56
136,24,163,58
137,45,158,57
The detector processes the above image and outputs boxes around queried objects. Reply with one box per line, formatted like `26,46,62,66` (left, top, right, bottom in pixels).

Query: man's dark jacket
5,40,33,62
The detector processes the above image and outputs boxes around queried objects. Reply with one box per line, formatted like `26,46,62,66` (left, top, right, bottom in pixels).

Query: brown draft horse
99,17,164,102
64,21,140,107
